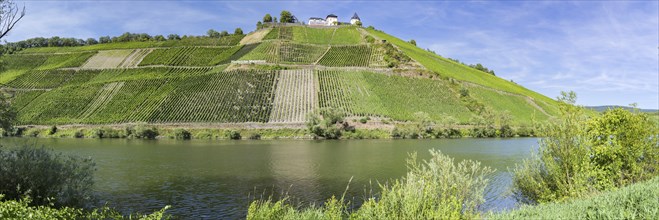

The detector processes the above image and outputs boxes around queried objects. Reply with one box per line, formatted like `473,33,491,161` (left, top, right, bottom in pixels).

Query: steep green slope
364,29,559,109
0,25,562,127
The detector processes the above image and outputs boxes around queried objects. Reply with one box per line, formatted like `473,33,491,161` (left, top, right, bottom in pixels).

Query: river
1,138,538,219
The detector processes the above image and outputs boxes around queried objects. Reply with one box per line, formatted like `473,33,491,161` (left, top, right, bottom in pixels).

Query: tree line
1,28,244,55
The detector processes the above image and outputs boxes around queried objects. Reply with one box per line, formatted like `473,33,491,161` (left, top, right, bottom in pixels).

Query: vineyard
238,41,279,63
81,49,135,69
147,70,277,123
7,69,103,89
0,25,562,127
279,42,328,64
466,85,550,123
37,52,97,70
269,69,317,123
329,27,363,45
118,49,152,67
292,26,334,44
79,81,125,119
18,83,104,124
318,70,473,122
138,46,242,66
317,70,389,117
318,45,371,67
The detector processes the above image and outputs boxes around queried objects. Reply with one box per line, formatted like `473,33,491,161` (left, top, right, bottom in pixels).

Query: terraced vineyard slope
0,25,562,127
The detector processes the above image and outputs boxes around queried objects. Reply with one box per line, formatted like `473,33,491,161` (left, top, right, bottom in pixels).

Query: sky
5,0,659,109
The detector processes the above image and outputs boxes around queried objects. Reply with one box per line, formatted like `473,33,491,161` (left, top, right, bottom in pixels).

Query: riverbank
8,123,538,140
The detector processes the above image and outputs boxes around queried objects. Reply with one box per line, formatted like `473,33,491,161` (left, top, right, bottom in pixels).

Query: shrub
174,129,191,140
128,124,159,140
0,194,171,219
513,92,659,204
359,117,368,124
248,133,261,140
74,130,84,138
499,125,514,138
516,126,534,137
0,146,95,208
48,126,57,135
247,150,494,219
227,130,241,140
305,107,347,139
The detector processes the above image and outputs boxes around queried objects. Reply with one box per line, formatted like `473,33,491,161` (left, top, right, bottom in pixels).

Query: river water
1,138,538,219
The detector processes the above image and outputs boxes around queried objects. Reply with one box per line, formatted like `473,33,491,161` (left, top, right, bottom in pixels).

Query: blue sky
6,1,659,109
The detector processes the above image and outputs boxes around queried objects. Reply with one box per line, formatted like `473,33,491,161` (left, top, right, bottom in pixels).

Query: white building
308,13,360,26
350,13,361,25
308,17,326,26
326,14,338,26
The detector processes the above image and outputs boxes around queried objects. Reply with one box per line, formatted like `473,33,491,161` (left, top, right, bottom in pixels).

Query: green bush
247,150,493,219
227,130,241,140
0,146,95,208
305,107,348,139
127,124,159,140
513,92,659,203
48,126,58,135
174,129,191,140
0,194,171,220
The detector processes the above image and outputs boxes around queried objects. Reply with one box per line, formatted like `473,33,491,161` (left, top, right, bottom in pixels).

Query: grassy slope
364,29,559,111
490,177,659,219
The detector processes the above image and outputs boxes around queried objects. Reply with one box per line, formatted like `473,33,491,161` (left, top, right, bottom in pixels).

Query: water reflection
0,138,538,219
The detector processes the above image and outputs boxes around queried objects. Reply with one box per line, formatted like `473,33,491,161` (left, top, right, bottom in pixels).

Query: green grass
138,46,241,66
147,70,277,123
467,86,550,124
318,71,473,122
291,26,335,44
330,27,363,45
490,176,659,219
318,45,371,67
364,29,560,110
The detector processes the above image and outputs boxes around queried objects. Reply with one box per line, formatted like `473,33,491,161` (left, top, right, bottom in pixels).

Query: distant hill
586,106,658,113
0,24,563,127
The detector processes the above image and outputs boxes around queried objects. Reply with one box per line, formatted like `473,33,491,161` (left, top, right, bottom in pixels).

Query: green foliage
0,194,171,219
513,92,659,204
329,27,363,45
279,11,294,23
318,45,371,67
247,150,493,219
18,36,244,53
227,130,241,140
234,28,244,35
0,94,17,132
305,107,349,139
263,14,272,23
173,128,191,140
127,124,159,139
0,146,95,208
491,176,659,219
36,52,96,70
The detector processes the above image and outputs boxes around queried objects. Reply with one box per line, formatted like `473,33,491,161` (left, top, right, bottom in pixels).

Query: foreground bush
0,194,170,219
513,92,659,203
247,149,493,219
491,176,659,219
0,146,95,208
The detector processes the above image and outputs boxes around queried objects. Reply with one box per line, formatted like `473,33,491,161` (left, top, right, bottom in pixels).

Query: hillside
0,25,561,128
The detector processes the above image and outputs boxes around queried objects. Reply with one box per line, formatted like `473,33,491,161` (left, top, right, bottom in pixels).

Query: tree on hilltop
280,10,294,23
234,28,243,35
207,29,220,38
219,30,229,37
263,13,272,22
